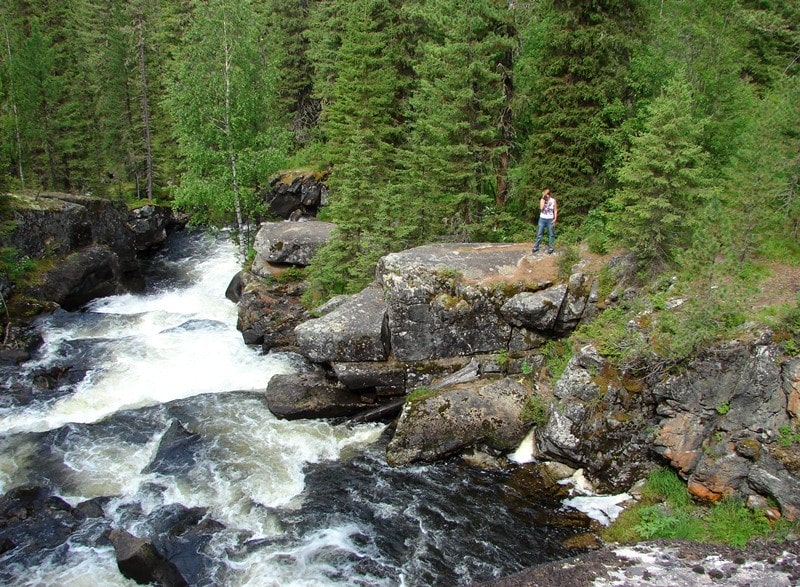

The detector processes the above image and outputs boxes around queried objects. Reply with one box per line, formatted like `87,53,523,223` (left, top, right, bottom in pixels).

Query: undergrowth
602,468,799,548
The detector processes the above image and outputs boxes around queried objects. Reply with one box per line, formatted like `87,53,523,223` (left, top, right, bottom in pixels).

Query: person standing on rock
532,188,557,254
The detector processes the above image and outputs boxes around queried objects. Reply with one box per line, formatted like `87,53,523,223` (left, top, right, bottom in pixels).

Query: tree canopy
1,0,798,298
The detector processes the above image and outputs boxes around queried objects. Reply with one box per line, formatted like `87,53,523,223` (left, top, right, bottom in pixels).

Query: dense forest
1,0,799,305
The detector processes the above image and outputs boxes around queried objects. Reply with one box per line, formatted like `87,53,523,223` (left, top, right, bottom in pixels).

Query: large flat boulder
377,243,557,361
251,220,336,272
295,284,389,363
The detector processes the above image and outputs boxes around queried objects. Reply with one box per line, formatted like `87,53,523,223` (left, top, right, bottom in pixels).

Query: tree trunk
135,13,154,200
222,9,247,259
4,27,25,188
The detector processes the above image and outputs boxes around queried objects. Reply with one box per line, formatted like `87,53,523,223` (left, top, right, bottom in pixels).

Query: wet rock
235,271,309,352
295,285,389,363
128,205,183,253
0,485,81,552
536,345,656,491
143,420,202,476
480,540,800,587
265,371,377,420
26,244,123,311
225,271,246,303
109,528,188,587
251,220,336,270
387,377,529,466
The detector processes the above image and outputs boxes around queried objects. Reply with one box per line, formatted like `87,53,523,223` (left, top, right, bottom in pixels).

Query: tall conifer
513,0,643,222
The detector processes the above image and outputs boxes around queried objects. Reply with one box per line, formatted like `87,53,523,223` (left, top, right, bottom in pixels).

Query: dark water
0,230,589,586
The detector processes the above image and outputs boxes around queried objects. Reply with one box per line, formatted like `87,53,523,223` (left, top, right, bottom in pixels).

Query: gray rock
263,170,329,219
332,360,406,395
501,286,568,330
378,244,534,361
386,377,529,466
651,342,793,504
748,452,800,520
251,220,335,271
295,285,389,363
235,271,308,352
128,205,179,252
27,244,123,311
265,372,376,420
555,272,591,333
536,345,656,490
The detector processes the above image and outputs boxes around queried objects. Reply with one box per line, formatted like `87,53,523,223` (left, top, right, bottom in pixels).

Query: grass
602,468,799,548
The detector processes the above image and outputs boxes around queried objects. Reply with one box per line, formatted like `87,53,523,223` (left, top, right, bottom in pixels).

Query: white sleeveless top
541,198,555,219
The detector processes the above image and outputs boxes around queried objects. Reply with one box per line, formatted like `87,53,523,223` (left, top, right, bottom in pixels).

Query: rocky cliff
245,222,800,522
1,192,183,329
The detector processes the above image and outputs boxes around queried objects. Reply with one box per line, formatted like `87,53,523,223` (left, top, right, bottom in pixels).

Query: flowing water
0,230,588,586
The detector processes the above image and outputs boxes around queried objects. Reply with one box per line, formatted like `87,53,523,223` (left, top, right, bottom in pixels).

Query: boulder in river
265,371,378,420
386,377,530,466
109,528,188,587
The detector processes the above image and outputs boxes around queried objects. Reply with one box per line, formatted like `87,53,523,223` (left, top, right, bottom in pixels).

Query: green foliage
778,425,800,448
406,386,438,403
542,339,572,382
1,0,799,305
605,468,796,547
705,498,770,548
0,248,34,281
520,394,549,427
511,0,644,220
715,402,731,415
640,467,693,508
557,245,579,281
164,0,289,253
275,266,306,285
635,504,705,541
609,72,713,273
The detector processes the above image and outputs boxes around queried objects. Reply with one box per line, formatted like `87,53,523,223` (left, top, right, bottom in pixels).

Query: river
0,230,588,586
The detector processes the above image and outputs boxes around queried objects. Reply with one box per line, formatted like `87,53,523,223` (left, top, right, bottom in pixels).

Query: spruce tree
609,73,712,272
512,0,643,222
305,0,406,300
394,0,514,244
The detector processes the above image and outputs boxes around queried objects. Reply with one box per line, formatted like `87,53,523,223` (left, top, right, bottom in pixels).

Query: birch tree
165,0,288,257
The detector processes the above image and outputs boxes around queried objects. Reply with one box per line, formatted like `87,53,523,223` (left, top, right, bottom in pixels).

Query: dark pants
534,217,555,250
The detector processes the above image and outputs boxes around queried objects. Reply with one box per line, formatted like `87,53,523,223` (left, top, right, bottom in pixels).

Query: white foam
562,493,632,526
